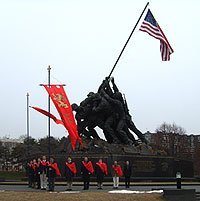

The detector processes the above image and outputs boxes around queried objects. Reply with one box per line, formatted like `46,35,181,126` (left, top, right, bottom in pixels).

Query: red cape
49,162,61,176
96,162,108,175
31,163,38,171
112,165,123,177
41,160,47,166
66,162,77,174
82,161,94,174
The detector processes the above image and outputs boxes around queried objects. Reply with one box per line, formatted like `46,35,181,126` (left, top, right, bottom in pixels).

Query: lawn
0,191,166,201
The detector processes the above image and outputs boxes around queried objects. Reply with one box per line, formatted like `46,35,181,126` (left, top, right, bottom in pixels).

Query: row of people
27,156,60,191
27,155,132,191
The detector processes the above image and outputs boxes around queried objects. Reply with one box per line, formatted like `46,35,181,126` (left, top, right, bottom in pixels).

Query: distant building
145,131,200,176
0,137,23,153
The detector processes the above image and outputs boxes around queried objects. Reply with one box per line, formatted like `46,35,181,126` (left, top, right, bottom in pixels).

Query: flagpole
108,2,149,78
47,65,51,161
26,92,30,162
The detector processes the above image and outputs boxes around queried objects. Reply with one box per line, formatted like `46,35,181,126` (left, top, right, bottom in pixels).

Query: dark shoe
66,189,72,191
48,188,54,192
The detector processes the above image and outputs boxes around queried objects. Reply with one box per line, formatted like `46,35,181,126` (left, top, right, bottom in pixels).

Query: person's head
42,156,46,161
99,158,103,163
84,157,88,162
33,159,36,163
126,161,129,165
67,157,72,163
29,160,33,164
50,157,54,163
114,161,118,165
37,158,41,163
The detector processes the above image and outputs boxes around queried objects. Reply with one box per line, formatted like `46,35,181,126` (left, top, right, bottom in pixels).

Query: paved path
0,184,200,193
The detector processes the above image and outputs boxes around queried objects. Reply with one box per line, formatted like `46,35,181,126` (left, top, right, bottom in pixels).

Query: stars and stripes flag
139,9,174,61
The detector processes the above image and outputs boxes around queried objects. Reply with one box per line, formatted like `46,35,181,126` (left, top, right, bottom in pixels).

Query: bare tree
156,122,186,135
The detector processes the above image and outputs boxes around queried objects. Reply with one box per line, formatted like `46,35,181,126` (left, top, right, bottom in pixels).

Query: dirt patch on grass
0,191,166,201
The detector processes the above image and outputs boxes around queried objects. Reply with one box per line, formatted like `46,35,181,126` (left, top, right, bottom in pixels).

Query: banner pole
47,65,51,161
26,92,30,163
108,2,149,78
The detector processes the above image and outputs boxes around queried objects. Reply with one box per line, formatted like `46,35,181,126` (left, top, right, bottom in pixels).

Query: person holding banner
47,157,61,192
65,157,77,191
95,158,108,189
112,161,123,189
81,157,94,190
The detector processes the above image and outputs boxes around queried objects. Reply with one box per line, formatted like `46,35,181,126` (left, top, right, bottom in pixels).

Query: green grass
0,171,26,181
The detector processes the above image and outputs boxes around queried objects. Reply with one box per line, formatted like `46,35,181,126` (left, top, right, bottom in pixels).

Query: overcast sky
0,0,199,140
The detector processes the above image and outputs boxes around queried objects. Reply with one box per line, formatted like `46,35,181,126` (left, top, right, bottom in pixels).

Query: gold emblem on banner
52,93,68,108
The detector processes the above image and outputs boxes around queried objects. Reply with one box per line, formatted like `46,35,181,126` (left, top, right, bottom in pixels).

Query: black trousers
125,177,130,188
97,175,104,188
36,174,40,189
82,176,90,190
48,177,55,191
28,174,33,187
83,181,90,190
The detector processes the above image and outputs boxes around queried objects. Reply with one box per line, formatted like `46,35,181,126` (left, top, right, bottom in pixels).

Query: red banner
31,106,64,126
43,85,81,150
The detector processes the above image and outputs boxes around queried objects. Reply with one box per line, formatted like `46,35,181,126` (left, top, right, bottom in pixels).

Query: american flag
139,9,174,61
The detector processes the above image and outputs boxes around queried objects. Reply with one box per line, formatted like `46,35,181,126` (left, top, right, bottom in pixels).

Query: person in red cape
35,158,41,189
32,159,38,189
95,158,108,189
38,155,48,190
112,160,123,189
81,157,94,190
27,160,34,188
123,160,132,188
65,157,77,191
47,157,61,192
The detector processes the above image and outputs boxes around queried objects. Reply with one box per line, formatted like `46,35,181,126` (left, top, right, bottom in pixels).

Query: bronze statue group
72,77,147,145
27,155,132,192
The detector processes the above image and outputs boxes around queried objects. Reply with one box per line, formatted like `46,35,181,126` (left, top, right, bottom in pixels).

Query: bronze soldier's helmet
71,103,78,111
87,92,95,97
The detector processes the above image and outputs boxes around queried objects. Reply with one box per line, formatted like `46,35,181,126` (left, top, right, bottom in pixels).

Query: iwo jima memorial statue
32,3,193,178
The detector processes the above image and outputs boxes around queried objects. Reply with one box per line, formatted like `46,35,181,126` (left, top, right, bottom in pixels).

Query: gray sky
0,0,199,140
